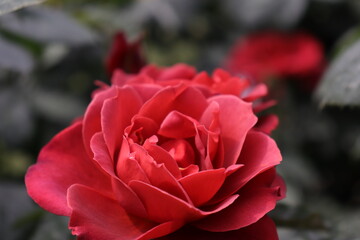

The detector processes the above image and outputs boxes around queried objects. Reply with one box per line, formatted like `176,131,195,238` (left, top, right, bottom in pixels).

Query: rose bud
106,32,146,76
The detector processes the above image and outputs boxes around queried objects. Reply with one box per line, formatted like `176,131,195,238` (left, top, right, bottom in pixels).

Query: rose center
160,139,195,168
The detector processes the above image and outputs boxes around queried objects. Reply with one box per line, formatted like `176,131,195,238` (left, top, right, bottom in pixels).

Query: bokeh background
1,0,360,239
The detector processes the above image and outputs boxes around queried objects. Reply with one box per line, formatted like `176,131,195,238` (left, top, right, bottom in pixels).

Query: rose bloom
224,31,325,90
26,64,285,240
106,32,146,75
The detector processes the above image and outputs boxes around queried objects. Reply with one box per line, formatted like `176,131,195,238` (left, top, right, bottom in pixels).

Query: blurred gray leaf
0,88,34,145
0,6,97,45
305,197,360,240
279,154,322,191
41,43,69,68
81,0,201,35
31,89,86,123
130,0,201,31
223,0,308,30
278,228,330,240
30,213,70,240
0,0,43,15
0,182,36,240
0,35,33,73
332,26,360,59
315,37,360,107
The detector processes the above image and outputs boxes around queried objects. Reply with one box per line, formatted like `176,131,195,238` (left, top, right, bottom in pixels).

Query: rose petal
138,221,184,240
180,164,199,177
68,184,156,240
139,85,208,125
197,102,221,168
91,132,116,178
253,99,277,113
242,83,268,102
213,76,250,96
193,71,213,86
194,170,279,231
143,141,182,179
83,87,117,157
111,69,135,86
179,169,226,207
272,174,287,200
111,178,148,218
158,111,198,139
125,115,159,144
101,86,143,158
131,144,190,202
129,180,203,223
161,139,196,168
117,138,150,184
25,122,111,216
211,131,282,203
158,215,278,240
202,95,257,168
225,164,243,176
255,114,279,135
157,63,196,81
212,68,231,83
201,194,239,213
132,84,163,102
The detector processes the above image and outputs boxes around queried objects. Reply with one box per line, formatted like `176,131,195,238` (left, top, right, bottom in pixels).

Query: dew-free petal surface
25,122,111,216
68,184,156,240
159,215,278,240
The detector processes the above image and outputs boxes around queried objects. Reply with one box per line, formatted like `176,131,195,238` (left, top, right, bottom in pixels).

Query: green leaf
315,36,360,107
0,0,44,15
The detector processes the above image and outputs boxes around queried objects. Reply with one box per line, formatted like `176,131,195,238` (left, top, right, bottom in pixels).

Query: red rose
26,64,285,239
106,32,146,75
224,31,325,90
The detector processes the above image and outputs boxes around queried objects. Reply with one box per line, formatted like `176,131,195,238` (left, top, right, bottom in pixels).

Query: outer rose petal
68,184,157,240
83,86,117,156
194,169,279,232
25,122,112,216
138,221,184,240
255,114,279,135
211,131,281,204
129,180,203,223
158,215,278,240
273,174,287,200
242,83,268,101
